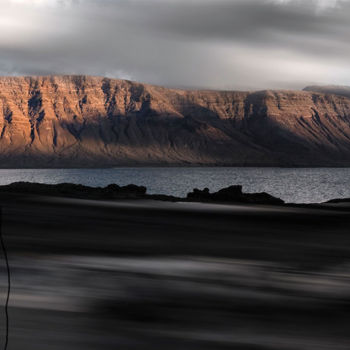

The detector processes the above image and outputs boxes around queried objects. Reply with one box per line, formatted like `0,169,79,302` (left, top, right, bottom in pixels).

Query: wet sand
0,194,350,349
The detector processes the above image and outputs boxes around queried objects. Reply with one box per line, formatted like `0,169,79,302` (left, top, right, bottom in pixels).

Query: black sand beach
0,191,350,349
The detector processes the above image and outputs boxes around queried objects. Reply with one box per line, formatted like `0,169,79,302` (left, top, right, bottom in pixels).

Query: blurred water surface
3,254,350,350
0,167,349,203
1,193,350,349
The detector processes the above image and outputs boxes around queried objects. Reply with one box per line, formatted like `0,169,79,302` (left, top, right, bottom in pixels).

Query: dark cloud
0,0,349,89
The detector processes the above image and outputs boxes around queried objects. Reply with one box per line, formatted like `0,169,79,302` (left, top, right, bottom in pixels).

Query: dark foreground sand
0,193,350,349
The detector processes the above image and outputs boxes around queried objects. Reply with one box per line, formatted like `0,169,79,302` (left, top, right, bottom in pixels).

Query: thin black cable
0,208,10,350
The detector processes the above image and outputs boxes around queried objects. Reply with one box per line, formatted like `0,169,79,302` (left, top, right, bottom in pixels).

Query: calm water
0,167,349,203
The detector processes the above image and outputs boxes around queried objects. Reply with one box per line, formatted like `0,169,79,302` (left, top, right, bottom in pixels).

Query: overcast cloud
0,0,349,90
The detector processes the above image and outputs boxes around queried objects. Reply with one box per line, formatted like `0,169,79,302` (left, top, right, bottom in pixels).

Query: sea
0,167,349,203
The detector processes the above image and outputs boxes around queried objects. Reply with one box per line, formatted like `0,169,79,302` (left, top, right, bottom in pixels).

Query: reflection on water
2,254,350,350
0,167,349,203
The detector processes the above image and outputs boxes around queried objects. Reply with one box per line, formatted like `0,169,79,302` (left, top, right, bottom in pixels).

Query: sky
0,0,349,90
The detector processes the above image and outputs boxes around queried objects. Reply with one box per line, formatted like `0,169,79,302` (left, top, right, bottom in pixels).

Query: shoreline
0,181,350,207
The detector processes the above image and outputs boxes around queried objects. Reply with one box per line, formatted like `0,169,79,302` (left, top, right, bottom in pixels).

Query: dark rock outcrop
0,182,284,205
325,198,350,204
187,185,284,205
0,182,147,199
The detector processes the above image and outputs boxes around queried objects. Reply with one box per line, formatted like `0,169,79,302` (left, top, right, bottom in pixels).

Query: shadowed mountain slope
1,75,350,167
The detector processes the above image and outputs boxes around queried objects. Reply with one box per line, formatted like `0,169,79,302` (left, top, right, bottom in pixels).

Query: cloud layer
0,0,349,90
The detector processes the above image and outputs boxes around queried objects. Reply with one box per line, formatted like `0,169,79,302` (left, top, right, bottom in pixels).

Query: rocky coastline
1,181,349,205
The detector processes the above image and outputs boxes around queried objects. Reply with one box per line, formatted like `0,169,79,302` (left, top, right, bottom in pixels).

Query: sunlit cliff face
0,75,350,167
0,0,350,90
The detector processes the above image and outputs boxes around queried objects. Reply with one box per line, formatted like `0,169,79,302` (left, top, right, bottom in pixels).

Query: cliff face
0,75,350,167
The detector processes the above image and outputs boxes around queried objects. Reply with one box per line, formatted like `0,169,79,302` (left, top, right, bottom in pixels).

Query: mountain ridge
1,75,350,167
303,85,350,99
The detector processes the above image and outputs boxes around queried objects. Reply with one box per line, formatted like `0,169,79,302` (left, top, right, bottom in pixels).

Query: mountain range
0,75,350,167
